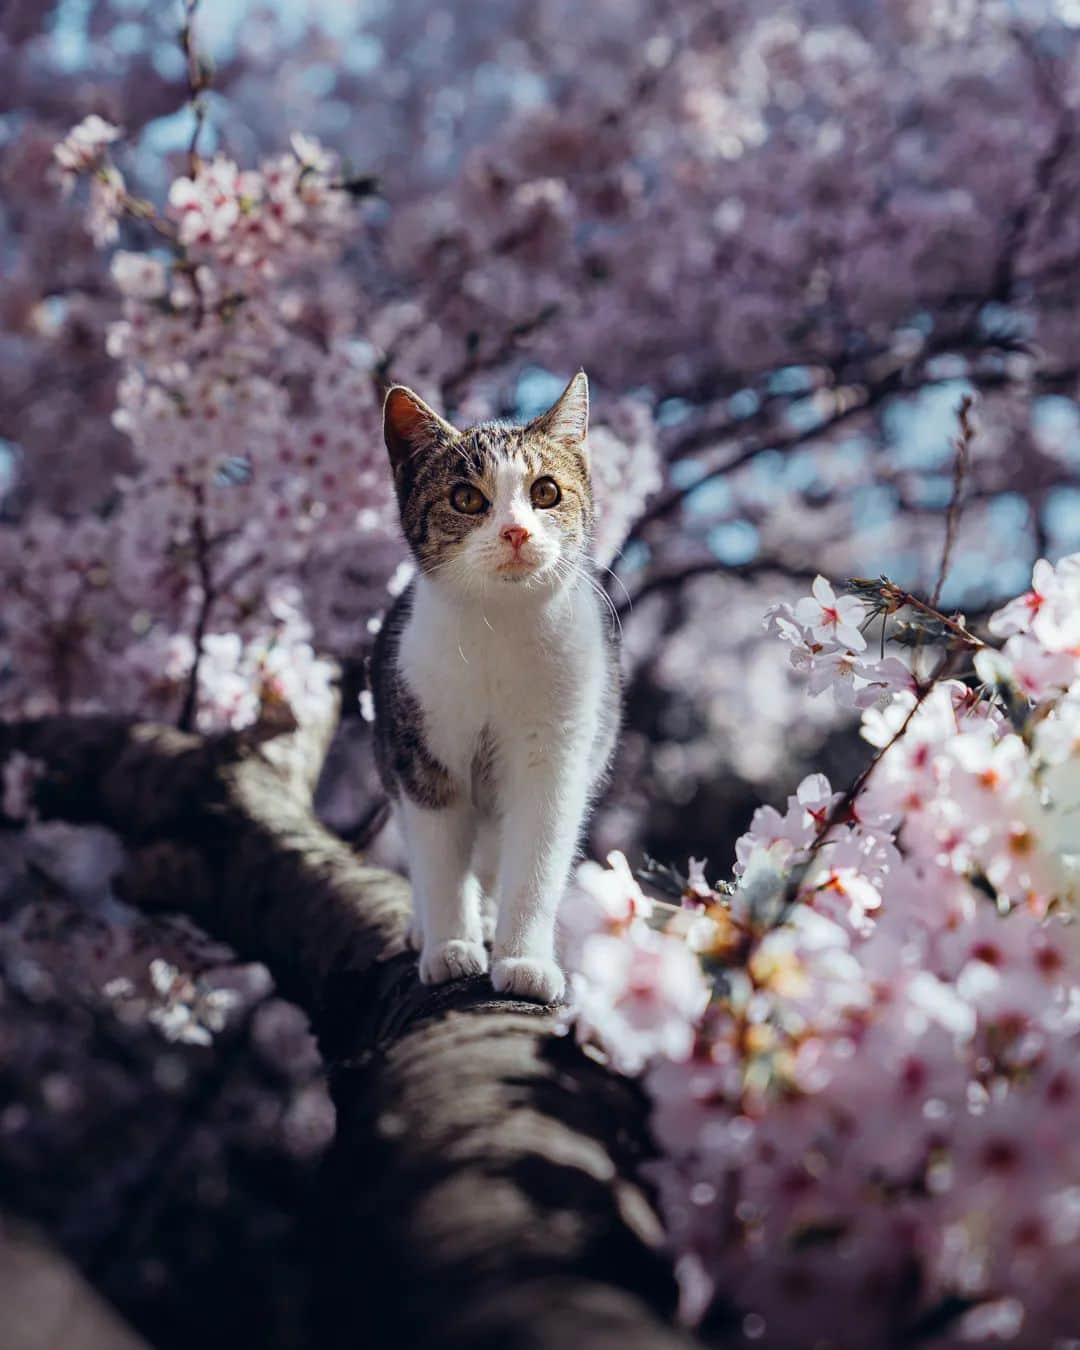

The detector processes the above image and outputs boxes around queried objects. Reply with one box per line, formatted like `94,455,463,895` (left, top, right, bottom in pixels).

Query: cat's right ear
383,386,458,475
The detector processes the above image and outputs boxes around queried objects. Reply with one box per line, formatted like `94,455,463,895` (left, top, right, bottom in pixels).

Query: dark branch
0,715,699,1350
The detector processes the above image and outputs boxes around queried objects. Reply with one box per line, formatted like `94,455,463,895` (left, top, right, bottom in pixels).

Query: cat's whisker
596,561,633,614
570,562,622,640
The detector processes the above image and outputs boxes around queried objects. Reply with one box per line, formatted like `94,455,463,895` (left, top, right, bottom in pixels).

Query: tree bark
1,716,699,1350
1,1213,150,1350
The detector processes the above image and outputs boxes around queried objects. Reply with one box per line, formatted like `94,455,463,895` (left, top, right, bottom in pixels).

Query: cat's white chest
398,577,603,779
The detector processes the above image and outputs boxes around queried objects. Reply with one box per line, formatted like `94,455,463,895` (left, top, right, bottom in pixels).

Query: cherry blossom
793,576,868,652
988,558,1060,638
52,115,122,187
989,556,1080,653
768,587,916,708
145,959,242,1046
568,567,1080,1345
1034,687,1080,765
570,922,710,1074
85,167,127,247
110,251,168,301
573,849,654,927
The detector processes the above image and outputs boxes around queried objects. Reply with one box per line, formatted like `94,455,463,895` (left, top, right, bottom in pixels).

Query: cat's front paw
418,939,489,984
490,956,565,1004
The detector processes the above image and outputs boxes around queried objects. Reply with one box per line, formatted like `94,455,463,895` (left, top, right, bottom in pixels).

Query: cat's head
381,372,592,595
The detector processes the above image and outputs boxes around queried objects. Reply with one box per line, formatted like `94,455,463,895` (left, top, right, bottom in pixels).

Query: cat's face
382,373,593,595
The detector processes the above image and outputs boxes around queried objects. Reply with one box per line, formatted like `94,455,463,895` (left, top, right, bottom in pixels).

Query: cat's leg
405,915,424,952
490,747,591,1003
471,816,500,944
400,796,488,983
393,803,426,952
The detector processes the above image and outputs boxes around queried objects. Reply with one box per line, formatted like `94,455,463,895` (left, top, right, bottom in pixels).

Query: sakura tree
2,2,1080,1348
6,3,1080,773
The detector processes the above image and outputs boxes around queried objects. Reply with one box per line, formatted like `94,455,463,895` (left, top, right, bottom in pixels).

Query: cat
369,372,620,1003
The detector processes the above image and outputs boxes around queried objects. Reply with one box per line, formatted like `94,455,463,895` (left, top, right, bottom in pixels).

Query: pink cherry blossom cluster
52,116,123,185
587,399,663,569
981,557,1080,707
1,118,395,732
764,575,915,708
166,133,352,285
107,957,241,1047
566,557,1080,1346
52,115,127,246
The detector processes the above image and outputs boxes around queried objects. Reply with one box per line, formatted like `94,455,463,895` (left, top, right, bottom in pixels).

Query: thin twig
622,366,1011,545
114,186,178,240
613,558,817,617
848,576,985,651
85,989,276,1287
889,586,984,650
177,486,213,733
768,678,933,933
929,395,975,609
180,0,209,178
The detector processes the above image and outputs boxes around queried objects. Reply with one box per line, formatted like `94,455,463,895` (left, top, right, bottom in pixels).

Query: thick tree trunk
1,717,699,1350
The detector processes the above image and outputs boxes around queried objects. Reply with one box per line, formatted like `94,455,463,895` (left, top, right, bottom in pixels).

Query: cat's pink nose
501,525,530,551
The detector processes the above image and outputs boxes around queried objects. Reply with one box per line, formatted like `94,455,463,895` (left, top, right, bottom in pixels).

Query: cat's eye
449,483,488,515
531,476,561,509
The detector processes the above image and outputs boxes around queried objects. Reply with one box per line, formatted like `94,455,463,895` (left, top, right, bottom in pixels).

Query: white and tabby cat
370,372,620,1003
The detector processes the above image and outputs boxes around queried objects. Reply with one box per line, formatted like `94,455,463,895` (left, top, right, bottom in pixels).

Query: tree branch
0,715,698,1350
626,365,1017,545
614,557,817,617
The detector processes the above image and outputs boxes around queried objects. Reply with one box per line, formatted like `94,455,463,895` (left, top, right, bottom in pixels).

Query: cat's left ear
529,371,589,455
383,385,459,476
